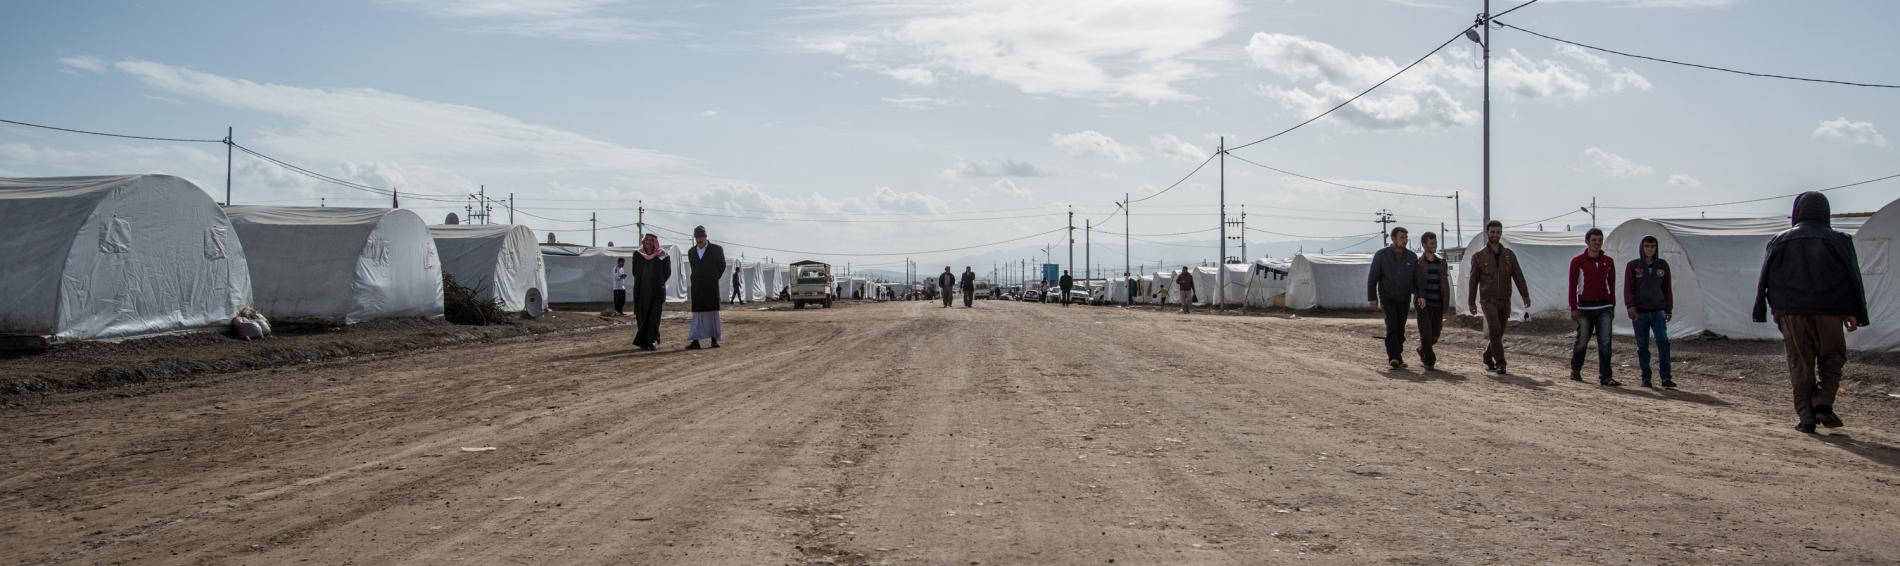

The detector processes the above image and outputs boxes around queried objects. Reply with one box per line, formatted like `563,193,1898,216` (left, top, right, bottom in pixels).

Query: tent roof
430,223,530,239
224,206,401,227
1297,252,1374,265
1639,216,1868,237
0,175,154,201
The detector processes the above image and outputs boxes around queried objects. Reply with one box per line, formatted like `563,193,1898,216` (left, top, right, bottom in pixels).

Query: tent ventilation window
98,216,133,254
203,226,228,260
1863,238,1890,276
367,238,391,265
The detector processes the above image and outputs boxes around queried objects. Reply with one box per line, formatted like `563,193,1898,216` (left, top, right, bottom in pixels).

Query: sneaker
1600,378,1623,387
1484,362,1498,373
1423,363,1436,371
1641,378,1654,388
1796,421,1818,434
1570,370,1584,382
1814,406,1845,428
1495,365,1509,376
1660,379,1677,389
686,341,702,350
1389,359,1403,369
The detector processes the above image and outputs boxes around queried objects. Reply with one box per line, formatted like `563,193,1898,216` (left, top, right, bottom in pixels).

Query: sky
3,0,1897,278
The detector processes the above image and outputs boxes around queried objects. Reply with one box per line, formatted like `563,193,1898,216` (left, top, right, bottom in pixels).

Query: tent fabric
1286,253,1374,310
430,224,548,315
1455,231,1589,320
226,206,443,323
542,245,683,304
1851,199,1900,352
1245,258,1293,307
1604,216,1868,342
0,175,250,340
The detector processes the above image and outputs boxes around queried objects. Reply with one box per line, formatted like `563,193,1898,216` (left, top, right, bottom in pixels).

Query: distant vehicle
1021,290,1041,302
788,260,834,309
974,281,993,299
998,293,1016,301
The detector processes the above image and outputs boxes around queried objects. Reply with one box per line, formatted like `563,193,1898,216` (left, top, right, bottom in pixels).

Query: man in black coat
1368,227,1419,369
960,266,976,308
1058,270,1074,307
938,267,956,308
1753,192,1869,433
628,233,672,351
685,225,726,349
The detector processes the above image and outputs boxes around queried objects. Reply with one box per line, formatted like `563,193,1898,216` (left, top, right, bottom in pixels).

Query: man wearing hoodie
1625,235,1675,388
1568,228,1620,386
1753,192,1869,434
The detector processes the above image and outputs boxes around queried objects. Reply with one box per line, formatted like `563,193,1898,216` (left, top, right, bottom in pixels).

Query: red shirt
1568,251,1616,310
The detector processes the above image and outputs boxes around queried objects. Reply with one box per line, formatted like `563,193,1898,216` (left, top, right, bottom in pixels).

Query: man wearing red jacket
1568,228,1620,386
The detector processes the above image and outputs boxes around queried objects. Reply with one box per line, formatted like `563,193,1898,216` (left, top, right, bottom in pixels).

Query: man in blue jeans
1567,228,1619,386
1624,235,1675,388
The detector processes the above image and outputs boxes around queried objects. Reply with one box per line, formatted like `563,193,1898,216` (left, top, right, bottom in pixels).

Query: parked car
1021,290,1041,302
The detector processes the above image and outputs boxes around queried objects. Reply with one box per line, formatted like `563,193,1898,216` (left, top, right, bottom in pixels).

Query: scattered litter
500,496,524,501
1804,544,1838,552
825,514,845,520
461,447,497,453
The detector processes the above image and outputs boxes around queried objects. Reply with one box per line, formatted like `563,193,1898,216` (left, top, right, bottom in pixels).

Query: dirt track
4,301,1899,564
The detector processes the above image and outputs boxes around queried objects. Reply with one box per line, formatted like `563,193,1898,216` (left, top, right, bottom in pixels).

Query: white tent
1851,200,1900,352
740,262,767,302
542,245,683,304
227,206,442,323
430,224,549,317
1286,253,1374,310
1457,231,1587,320
1607,216,1868,341
1245,258,1293,308
759,265,780,301
1,175,250,341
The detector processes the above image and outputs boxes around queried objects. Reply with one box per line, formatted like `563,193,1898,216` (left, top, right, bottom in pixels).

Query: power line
1496,21,1900,89
645,223,1068,258
231,143,468,203
1596,171,1900,211
1224,153,1454,199
0,118,225,143
1245,227,1383,240
1095,227,1220,238
1130,150,1219,204
1507,209,1581,229
644,207,1058,224
1491,0,1540,19
1228,24,1476,152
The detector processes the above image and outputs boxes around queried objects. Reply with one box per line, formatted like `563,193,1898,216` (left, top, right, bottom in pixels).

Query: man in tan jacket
1467,220,1531,375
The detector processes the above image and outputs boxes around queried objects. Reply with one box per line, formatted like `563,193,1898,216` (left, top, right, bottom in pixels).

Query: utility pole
223,126,233,206
1217,136,1226,308
1376,209,1396,246
637,200,645,238
1067,206,1075,282
508,192,515,224
1454,190,1463,247
1121,193,1130,282
1085,220,1092,284
1476,3,1492,225
590,212,597,246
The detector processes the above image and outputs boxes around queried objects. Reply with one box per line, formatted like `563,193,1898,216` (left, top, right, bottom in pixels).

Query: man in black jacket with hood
1753,192,1869,433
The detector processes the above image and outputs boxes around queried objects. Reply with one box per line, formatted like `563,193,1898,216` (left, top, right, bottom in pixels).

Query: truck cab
789,260,834,309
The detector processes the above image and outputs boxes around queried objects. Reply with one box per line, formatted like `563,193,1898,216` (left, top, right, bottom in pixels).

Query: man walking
961,266,976,308
1625,235,1676,388
1368,227,1419,369
612,257,628,315
939,267,956,308
1059,270,1074,307
1568,228,1620,386
1175,267,1194,314
685,226,726,350
629,234,671,351
1413,232,1449,371
730,266,746,305
1468,220,1531,375
1753,192,1869,434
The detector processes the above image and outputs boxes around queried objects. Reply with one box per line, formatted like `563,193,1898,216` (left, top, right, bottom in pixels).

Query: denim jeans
1571,308,1613,378
1634,310,1672,379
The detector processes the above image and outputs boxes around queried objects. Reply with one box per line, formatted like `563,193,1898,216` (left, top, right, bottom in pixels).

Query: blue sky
4,0,1896,271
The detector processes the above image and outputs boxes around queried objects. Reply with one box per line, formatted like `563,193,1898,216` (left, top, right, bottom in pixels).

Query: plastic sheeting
542,245,683,304
0,175,250,341
226,206,442,323
1286,253,1374,310
1605,216,1869,342
1456,231,1588,320
1851,199,1900,352
431,224,548,315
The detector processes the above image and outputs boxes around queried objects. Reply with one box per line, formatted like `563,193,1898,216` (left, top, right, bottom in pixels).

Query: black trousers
632,296,663,347
613,289,626,314
962,287,974,307
1381,297,1411,362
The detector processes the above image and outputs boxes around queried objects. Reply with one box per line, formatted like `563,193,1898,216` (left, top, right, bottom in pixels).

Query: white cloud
1052,131,1141,163
1582,147,1654,178
388,0,656,41
58,55,106,74
1546,0,1742,7
881,95,952,110
803,0,1241,103
1812,117,1887,148
111,59,701,191
700,109,719,117
947,159,1050,178
1245,34,1649,130
1148,134,1206,163
879,66,937,86
1667,173,1702,188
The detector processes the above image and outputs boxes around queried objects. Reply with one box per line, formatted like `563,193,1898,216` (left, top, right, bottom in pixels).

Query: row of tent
539,244,790,305
1098,201,1900,352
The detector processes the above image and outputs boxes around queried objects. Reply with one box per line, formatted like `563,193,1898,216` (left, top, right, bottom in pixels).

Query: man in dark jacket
1468,220,1532,375
1058,270,1074,307
1367,227,1419,369
685,226,727,350
629,233,672,351
1753,192,1870,433
730,266,746,305
1567,228,1619,386
1412,232,1449,371
1175,267,1194,314
1625,235,1675,388
939,267,956,308
961,267,976,308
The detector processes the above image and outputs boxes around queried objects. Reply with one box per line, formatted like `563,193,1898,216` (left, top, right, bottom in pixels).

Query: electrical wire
1095,227,1220,238
1246,227,1384,240
1129,150,1220,204
643,207,1058,224
1228,24,1477,152
1596,171,1900,211
1507,209,1581,229
0,118,226,143
1496,21,1900,89
644,223,1069,258
1330,233,1386,252
1224,153,1455,198
1490,0,1539,20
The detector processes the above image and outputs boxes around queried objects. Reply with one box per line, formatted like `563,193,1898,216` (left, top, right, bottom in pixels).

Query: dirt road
5,301,1899,564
